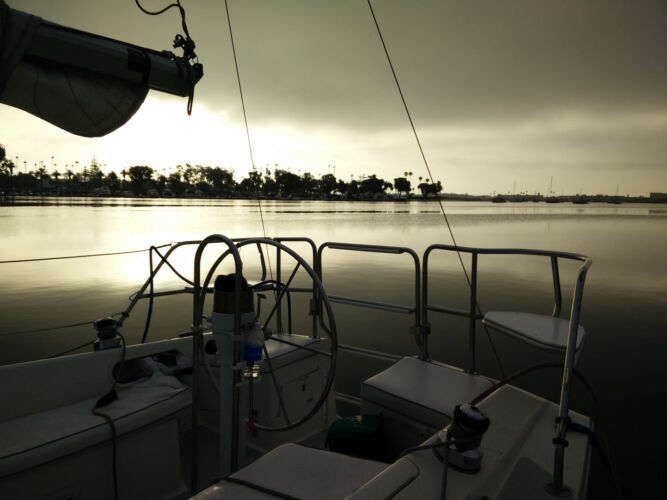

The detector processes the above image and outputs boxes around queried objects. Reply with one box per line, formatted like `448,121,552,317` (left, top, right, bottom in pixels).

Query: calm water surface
1,197,665,498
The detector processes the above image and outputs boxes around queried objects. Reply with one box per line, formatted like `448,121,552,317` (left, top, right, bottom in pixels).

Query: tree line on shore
0,158,443,199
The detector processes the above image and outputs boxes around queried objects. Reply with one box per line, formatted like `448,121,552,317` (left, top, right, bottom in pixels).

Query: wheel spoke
261,343,291,426
269,335,331,358
262,262,301,330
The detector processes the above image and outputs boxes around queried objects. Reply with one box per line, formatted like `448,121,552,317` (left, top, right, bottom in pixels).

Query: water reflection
1,198,665,497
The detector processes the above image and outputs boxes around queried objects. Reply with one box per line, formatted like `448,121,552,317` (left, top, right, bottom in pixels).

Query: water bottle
244,322,264,364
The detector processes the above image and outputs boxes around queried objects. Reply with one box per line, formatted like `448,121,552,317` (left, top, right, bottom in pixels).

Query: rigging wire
0,244,171,264
1,320,95,337
0,312,125,338
366,0,505,377
223,0,276,295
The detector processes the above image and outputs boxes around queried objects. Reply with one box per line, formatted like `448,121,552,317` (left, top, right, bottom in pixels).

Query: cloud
3,0,666,194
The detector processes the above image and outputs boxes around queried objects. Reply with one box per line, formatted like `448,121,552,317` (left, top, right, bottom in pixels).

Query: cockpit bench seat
0,376,191,478
194,443,389,500
360,357,495,454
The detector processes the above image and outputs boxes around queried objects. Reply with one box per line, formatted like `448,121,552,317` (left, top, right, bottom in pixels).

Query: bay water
1,197,665,498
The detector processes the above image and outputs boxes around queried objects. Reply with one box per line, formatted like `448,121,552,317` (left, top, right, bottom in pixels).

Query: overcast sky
2,0,665,195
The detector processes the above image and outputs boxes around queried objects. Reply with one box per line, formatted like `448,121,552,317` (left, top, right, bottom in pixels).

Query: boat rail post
421,248,430,361
468,252,478,373
550,256,562,317
546,259,590,496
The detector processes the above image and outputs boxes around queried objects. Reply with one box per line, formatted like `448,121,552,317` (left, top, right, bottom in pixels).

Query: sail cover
0,1,149,137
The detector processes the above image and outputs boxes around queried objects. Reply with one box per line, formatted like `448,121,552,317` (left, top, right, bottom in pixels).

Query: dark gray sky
3,0,666,195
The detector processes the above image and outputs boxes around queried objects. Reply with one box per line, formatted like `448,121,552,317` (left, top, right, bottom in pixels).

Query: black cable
134,0,191,42
467,362,624,500
91,332,126,500
134,0,182,17
92,407,119,500
140,247,155,343
49,339,96,358
134,0,200,114
366,0,505,377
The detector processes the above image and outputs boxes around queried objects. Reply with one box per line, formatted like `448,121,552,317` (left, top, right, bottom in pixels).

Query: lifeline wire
223,0,275,292
367,0,505,377
0,244,171,264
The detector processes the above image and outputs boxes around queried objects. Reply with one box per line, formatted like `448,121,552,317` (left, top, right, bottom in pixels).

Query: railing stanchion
469,252,478,373
276,244,282,333
551,256,562,317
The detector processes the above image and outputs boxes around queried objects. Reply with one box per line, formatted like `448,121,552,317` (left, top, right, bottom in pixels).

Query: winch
436,403,490,472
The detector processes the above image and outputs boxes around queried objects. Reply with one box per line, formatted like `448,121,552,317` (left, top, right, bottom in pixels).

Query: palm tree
37,166,47,191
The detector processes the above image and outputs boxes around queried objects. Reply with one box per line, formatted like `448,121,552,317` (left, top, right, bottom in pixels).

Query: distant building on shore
650,192,667,201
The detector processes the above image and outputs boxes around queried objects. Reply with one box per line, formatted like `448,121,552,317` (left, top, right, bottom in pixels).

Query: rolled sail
0,0,199,137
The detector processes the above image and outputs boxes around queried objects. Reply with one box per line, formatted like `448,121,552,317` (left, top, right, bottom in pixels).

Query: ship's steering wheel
198,236,337,433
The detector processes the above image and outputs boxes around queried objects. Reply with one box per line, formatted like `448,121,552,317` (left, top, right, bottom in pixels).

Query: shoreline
0,193,663,204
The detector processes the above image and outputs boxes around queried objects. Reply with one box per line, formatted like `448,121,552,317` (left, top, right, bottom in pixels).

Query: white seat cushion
0,374,191,477
360,357,494,429
483,311,586,352
193,443,388,499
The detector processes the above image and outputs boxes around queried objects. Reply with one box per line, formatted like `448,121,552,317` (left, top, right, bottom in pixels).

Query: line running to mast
367,0,505,376
223,0,275,288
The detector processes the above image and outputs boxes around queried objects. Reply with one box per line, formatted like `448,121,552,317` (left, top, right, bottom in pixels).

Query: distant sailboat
573,189,589,204
608,184,623,204
545,176,561,203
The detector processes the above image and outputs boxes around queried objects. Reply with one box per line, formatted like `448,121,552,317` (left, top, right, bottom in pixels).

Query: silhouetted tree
104,171,120,193
394,177,411,197
417,180,442,197
128,165,154,194
359,175,390,195
318,173,337,195
275,169,301,197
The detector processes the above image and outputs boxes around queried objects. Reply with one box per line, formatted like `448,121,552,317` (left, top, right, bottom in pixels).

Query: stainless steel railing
316,242,425,359
422,244,591,495
422,244,590,372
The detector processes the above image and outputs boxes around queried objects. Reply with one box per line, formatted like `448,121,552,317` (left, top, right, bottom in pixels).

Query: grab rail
316,242,425,359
